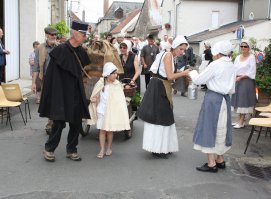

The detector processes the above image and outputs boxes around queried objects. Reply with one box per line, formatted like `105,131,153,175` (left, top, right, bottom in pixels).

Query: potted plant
255,39,271,105
131,91,141,111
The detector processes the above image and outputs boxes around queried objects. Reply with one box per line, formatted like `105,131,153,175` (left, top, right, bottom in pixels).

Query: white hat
172,35,188,49
102,62,118,77
240,39,251,48
211,40,233,56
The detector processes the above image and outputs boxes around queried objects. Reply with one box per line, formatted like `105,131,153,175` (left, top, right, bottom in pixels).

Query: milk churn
188,81,198,100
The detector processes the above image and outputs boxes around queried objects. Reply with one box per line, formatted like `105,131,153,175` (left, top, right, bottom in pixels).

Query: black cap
71,21,89,33
44,27,58,35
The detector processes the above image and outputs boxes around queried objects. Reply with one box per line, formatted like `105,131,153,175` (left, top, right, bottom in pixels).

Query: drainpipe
242,0,245,20
175,1,181,37
268,0,271,19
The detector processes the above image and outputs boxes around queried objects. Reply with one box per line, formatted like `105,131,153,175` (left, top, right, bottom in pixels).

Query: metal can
188,81,198,100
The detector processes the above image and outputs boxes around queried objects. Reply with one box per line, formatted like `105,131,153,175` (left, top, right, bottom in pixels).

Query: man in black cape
39,21,90,162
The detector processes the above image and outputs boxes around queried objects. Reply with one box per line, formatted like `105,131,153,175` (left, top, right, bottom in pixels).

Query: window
211,11,219,29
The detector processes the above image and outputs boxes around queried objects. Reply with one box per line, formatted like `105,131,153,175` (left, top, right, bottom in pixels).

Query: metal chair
244,118,271,154
1,84,31,122
0,86,26,130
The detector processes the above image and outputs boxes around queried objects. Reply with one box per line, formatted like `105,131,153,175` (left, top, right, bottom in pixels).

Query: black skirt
137,77,174,126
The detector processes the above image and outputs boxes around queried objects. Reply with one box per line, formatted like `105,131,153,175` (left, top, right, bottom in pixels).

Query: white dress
96,85,109,129
142,52,179,154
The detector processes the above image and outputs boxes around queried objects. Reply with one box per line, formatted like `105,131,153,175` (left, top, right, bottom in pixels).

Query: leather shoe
196,163,218,173
216,161,226,169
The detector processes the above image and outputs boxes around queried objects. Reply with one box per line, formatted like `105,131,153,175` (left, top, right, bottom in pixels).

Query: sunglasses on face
240,45,249,48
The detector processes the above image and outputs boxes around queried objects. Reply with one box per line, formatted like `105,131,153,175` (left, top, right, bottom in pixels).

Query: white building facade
1,0,67,82
159,0,241,38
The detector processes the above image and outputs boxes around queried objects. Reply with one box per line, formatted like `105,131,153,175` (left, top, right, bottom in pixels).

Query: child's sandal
97,152,105,159
105,149,112,156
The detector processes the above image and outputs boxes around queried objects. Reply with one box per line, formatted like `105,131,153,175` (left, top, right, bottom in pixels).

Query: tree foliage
49,20,69,37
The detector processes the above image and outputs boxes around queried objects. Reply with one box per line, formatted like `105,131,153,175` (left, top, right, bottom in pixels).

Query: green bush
256,39,271,94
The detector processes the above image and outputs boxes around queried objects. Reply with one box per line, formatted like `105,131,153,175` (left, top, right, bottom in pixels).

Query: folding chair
0,86,26,130
244,118,271,154
1,84,31,122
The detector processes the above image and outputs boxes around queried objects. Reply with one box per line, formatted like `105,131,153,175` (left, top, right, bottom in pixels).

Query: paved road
0,89,271,199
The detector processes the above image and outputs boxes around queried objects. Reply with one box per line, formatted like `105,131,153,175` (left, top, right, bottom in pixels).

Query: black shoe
196,163,218,173
216,161,226,169
152,153,168,159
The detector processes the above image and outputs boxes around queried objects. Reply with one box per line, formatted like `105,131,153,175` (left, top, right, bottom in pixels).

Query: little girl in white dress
89,62,130,159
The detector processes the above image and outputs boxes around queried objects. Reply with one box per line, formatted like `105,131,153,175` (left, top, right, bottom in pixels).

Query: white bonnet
120,40,132,52
102,62,118,77
172,35,188,49
211,40,233,56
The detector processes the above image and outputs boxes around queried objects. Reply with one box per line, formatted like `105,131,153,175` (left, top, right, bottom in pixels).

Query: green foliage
256,39,271,94
100,32,109,40
131,92,141,107
231,51,239,62
49,20,69,37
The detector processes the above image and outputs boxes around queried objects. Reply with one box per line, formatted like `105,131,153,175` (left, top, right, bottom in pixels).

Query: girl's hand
90,96,97,103
124,84,131,89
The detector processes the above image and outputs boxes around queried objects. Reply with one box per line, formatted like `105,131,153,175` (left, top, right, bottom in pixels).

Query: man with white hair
189,40,236,173
39,21,91,162
159,34,168,51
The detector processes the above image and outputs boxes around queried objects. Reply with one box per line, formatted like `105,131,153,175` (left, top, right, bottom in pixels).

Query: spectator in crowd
106,33,112,43
231,40,257,129
173,36,196,96
160,34,168,51
0,28,10,85
110,37,117,45
141,34,160,88
29,41,40,102
119,40,141,92
200,41,213,90
32,26,58,134
93,34,100,42
114,33,125,54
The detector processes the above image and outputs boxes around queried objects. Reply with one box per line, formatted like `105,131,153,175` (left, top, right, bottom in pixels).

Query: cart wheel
124,121,133,139
81,123,90,137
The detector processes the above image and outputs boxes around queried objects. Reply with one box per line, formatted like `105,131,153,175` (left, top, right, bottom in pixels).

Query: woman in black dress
119,40,141,92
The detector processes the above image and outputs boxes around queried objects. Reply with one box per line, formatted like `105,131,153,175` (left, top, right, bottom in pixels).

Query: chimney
104,0,109,16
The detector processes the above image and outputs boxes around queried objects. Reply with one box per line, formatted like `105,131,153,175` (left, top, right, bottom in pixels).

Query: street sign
236,25,245,40
257,52,265,62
